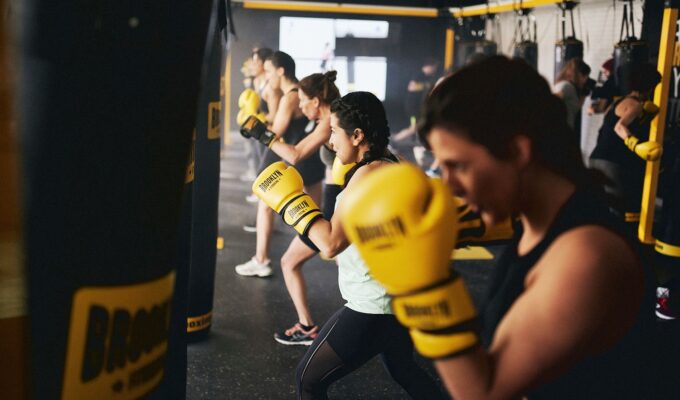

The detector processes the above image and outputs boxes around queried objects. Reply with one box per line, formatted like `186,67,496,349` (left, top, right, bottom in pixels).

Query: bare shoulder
527,225,643,347
548,226,637,272
616,97,643,115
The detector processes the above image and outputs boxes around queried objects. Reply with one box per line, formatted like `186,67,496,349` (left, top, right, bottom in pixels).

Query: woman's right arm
270,117,331,165
613,99,643,141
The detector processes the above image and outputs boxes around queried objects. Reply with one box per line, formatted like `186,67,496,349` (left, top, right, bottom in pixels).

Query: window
280,17,389,100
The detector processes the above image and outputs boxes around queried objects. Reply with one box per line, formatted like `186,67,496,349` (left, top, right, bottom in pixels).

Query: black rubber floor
187,133,680,399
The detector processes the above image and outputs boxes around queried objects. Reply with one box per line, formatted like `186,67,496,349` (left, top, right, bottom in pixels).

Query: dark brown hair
331,92,390,162
419,55,590,186
299,71,340,105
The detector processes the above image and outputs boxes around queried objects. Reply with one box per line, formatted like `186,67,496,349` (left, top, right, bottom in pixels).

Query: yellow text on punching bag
61,272,175,399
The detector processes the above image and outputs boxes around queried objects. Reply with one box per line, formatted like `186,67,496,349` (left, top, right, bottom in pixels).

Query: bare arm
408,80,425,92
433,227,642,399
614,100,643,140
307,165,374,258
270,116,331,165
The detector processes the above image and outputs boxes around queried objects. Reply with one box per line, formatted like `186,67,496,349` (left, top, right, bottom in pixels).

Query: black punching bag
514,41,538,69
554,1,582,79
453,16,497,70
614,1,649,95
474,40,498,57
555,37,583,79
513,11,538,70
186,19,223,343
17,0,213,398
457,40,497,69
614,39,650,94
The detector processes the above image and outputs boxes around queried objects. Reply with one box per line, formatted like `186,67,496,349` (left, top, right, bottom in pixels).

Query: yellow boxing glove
237,89,266,126
340,163,478,358
455,197,514,247
331,157,356,186
638,101,660,125
624,135,662,161
253,162,323,236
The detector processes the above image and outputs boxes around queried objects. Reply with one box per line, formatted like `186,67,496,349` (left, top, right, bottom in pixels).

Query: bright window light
280,17,389,100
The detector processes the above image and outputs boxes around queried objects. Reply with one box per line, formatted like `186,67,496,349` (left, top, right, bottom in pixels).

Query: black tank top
281,89,325,185
343,152,399,188
590,97,650,169
480,189,655,399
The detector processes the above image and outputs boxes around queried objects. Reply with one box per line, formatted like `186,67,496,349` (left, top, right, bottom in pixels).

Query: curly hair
330,91,390,161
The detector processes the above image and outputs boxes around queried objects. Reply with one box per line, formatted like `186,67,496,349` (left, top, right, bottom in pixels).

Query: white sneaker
246,194,259,203
240,172,256,182
235,257,272,277
243,222,257,233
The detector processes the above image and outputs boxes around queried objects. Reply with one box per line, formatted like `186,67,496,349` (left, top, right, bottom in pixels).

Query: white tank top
334,191,392,314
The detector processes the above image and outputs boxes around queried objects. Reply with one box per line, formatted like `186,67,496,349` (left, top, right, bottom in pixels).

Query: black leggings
295,307,446,400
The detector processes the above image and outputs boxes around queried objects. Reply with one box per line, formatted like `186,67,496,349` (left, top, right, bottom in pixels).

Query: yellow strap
452,246,494,260
392,277,476,331
187,311,213,333
410,329,478,359
655,239,680,258
624,212,640,222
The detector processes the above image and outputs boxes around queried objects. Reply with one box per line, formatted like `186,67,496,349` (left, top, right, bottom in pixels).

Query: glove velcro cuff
391,274,477,331
261,131,276,148
240,115,261,138
624,135,639,152
410,328,479,359
280,193,323,235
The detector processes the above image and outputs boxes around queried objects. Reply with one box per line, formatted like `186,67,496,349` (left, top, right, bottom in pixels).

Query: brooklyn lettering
258,170,283,192
287,200,309,219
355,217,405,243
402,301,450,317
80,300,171,383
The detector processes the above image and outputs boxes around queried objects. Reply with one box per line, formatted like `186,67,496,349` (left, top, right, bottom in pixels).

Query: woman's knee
295,359,319,399
280,251,301,273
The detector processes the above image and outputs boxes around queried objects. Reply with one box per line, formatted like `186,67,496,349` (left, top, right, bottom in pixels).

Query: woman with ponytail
265,70,345,346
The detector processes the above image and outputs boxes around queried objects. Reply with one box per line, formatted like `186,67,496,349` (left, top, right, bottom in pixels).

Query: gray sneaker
235,257,272,277
274,323,319,346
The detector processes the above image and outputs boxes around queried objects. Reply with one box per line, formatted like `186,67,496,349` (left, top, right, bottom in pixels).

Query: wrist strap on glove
391,274,477,331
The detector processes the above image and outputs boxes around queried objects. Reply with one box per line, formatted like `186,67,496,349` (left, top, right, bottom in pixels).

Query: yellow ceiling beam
451,0,566,18
240,0,567,18
242,1,438,18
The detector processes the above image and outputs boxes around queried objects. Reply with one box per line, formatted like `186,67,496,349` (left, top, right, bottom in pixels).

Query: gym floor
187,132,680,399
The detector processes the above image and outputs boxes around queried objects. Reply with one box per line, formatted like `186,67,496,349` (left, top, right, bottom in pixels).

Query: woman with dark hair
554,58,591,132
267,70,345,345
590,62,662,221
235,51,325,283
341,56,655,399
252,91,445,399
238,70,348,344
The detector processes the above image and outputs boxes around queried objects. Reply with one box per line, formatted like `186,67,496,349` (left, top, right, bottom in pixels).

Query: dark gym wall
228,5,446,134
